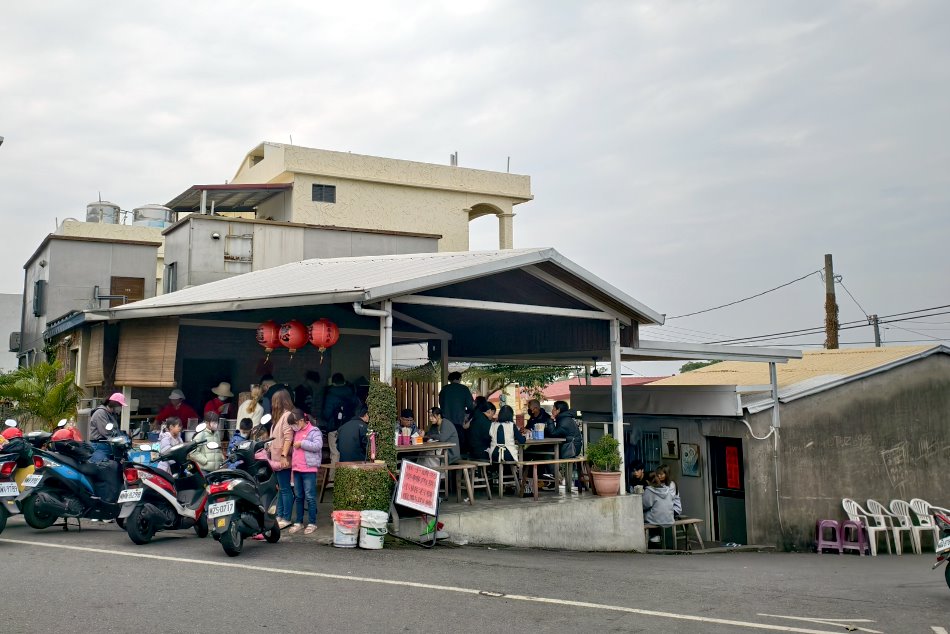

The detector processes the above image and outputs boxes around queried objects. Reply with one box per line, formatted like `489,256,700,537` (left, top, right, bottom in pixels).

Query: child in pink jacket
288,409,323,534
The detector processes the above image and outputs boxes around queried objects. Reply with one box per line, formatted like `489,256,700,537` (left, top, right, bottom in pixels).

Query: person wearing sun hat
89,392,127,463
155,388,199,429
204,382,236,419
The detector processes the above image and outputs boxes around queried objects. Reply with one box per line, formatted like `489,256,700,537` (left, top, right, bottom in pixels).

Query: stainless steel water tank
132,204,175,228
86,201,121,224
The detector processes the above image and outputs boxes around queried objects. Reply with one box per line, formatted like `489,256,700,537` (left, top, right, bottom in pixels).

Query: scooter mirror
260,414,272,426
105,423,115,431
206,442,220,450
195,422,208,434
57,419,68,428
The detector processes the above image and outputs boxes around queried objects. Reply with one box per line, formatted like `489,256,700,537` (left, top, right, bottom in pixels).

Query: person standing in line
288,409,322,535
439,372,474,458
269,390,295,529
157,418,184,473
322,373,359,466
294,370,322,419
89,393,126,463
190,412,224,473
236,384,264,428
260,374,292,416
336,405,369,463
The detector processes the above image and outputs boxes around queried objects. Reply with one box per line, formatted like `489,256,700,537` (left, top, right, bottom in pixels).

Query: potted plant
587,435,622,497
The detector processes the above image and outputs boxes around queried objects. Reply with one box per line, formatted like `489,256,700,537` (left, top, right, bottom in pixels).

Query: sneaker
277,519,292,529
304,525,317,535
288,523,303,534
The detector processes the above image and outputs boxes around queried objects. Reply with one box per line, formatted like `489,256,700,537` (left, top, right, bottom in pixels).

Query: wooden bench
434,461,493,505
643,518,705,551
515,457,590,500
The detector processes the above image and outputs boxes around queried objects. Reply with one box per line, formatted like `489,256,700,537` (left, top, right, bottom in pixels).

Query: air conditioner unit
9,332,21,352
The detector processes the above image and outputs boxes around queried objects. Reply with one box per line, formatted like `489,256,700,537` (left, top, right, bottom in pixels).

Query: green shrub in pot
587,435,621,472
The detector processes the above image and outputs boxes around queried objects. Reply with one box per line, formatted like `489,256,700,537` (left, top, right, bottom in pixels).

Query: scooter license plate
117,489,143,503
23,474,42,487
0,482,19,497
208,500,235,519
937,536,950,554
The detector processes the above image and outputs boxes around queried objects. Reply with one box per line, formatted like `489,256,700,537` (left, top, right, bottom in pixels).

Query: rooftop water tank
86,201,121,224
132,204,175,229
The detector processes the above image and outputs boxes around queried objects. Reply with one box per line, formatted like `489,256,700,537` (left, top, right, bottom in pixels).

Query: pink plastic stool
840,519,867,556
816,519,842,554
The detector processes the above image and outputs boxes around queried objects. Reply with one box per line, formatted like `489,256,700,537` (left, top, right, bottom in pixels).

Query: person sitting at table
547,400,583,459
465,400,495,462
155,389,199,429
524,399,551,433
424,407,460,465
336,405,369,462
488,405,525,463
395,408,418,438
628,460,650,493
643,471,682,546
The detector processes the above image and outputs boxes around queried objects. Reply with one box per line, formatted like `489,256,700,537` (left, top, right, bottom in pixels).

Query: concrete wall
57,220,165,292
230,142,532,252
746,353,950,550
431,494,646,552
0,294,22,371
164,216,439,289
20,239,159,363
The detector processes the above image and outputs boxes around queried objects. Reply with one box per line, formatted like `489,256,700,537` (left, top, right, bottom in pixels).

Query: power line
743,338,949,347
666,269,822,320
884,325,945,342
836,278,869,319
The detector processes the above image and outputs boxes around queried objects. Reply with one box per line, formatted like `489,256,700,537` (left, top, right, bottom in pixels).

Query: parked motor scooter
0,429,57,526
0,444,21,534
932,511,950,590
16,423,132,529
206,415,280,557
119,422,215,544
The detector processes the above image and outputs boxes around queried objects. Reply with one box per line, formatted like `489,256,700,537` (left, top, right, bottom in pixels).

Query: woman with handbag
269,391,295,529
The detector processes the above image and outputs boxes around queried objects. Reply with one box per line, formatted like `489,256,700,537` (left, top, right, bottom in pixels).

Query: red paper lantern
309,318,340,362
278,320,309,357
256,320,281,358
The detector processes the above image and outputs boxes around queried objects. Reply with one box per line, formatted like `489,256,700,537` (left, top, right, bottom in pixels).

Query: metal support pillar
769,362,781,429
121,386,132,433
610,319,626,495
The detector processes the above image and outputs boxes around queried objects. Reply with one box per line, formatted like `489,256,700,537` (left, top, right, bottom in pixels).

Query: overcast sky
1,1,947,373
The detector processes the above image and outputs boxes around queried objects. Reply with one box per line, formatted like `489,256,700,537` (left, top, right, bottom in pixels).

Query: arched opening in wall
468,202,505,250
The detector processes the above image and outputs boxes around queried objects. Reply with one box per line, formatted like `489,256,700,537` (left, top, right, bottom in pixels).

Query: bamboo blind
115,318,180,387
85,323,105,387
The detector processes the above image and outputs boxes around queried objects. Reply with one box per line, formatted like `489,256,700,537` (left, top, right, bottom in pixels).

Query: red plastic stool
816,519,842,554
840,519,867,556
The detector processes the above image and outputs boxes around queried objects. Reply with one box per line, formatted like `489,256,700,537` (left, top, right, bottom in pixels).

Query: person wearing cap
89,393,126,463
204,382,236,419
2,419,23,440
394,408,418,438
155,389,199,428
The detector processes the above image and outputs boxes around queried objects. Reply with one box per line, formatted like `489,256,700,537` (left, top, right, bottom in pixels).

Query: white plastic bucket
358,510,389,550
332,510,361,548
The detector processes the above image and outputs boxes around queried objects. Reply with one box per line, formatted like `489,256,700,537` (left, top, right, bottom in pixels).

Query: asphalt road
0,516,947,633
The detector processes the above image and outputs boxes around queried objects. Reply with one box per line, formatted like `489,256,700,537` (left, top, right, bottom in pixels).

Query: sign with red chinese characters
725,445,741,490
395,461,441,515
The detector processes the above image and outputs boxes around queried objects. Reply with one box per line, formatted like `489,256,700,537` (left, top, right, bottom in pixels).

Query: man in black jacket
336,405,369,463
438,371,474,457
548,400,583,459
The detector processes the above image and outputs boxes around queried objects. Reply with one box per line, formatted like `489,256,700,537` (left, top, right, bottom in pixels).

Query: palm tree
0,361,84,430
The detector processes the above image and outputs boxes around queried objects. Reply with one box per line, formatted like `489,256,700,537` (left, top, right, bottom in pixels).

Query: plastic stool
840,519,867,556
816,519,842,554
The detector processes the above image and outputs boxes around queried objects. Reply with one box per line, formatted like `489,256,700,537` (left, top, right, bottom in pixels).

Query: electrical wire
836,279,869,319
666,269,822,320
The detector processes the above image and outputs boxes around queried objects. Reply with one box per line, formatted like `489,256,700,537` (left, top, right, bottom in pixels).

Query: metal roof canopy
165,183,292,212
86,248,800,366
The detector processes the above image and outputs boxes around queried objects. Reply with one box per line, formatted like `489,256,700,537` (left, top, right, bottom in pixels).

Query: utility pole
824,254,839,349
869,314,881,347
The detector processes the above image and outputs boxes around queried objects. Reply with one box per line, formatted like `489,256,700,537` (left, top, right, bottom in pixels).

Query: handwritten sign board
395,461,441,515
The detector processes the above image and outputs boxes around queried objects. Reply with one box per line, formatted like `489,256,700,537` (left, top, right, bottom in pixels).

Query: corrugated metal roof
651,345,950,412
102,248,665,324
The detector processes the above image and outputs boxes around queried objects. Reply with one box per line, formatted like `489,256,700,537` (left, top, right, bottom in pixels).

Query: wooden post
824,254,839,349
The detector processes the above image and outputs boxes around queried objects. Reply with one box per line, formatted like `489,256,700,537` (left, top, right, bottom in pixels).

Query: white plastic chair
867,499,916,555
842,498,891,555
891,499,937,552
909,499,943,547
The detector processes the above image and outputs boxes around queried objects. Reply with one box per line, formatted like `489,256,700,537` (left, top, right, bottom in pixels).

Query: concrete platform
394,491,646,552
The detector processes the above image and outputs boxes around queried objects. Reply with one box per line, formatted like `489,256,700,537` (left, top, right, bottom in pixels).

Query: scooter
0,445,21,534
119,423,215,544
17,423,132,529
206,415,280,557
932,511,950,590
0,430,56,528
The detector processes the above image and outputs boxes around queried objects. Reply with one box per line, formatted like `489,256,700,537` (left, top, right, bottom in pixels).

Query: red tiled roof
542,376,665,401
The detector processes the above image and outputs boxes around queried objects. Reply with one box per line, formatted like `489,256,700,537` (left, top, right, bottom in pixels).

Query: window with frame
312,184,336,203
164,262,177,294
